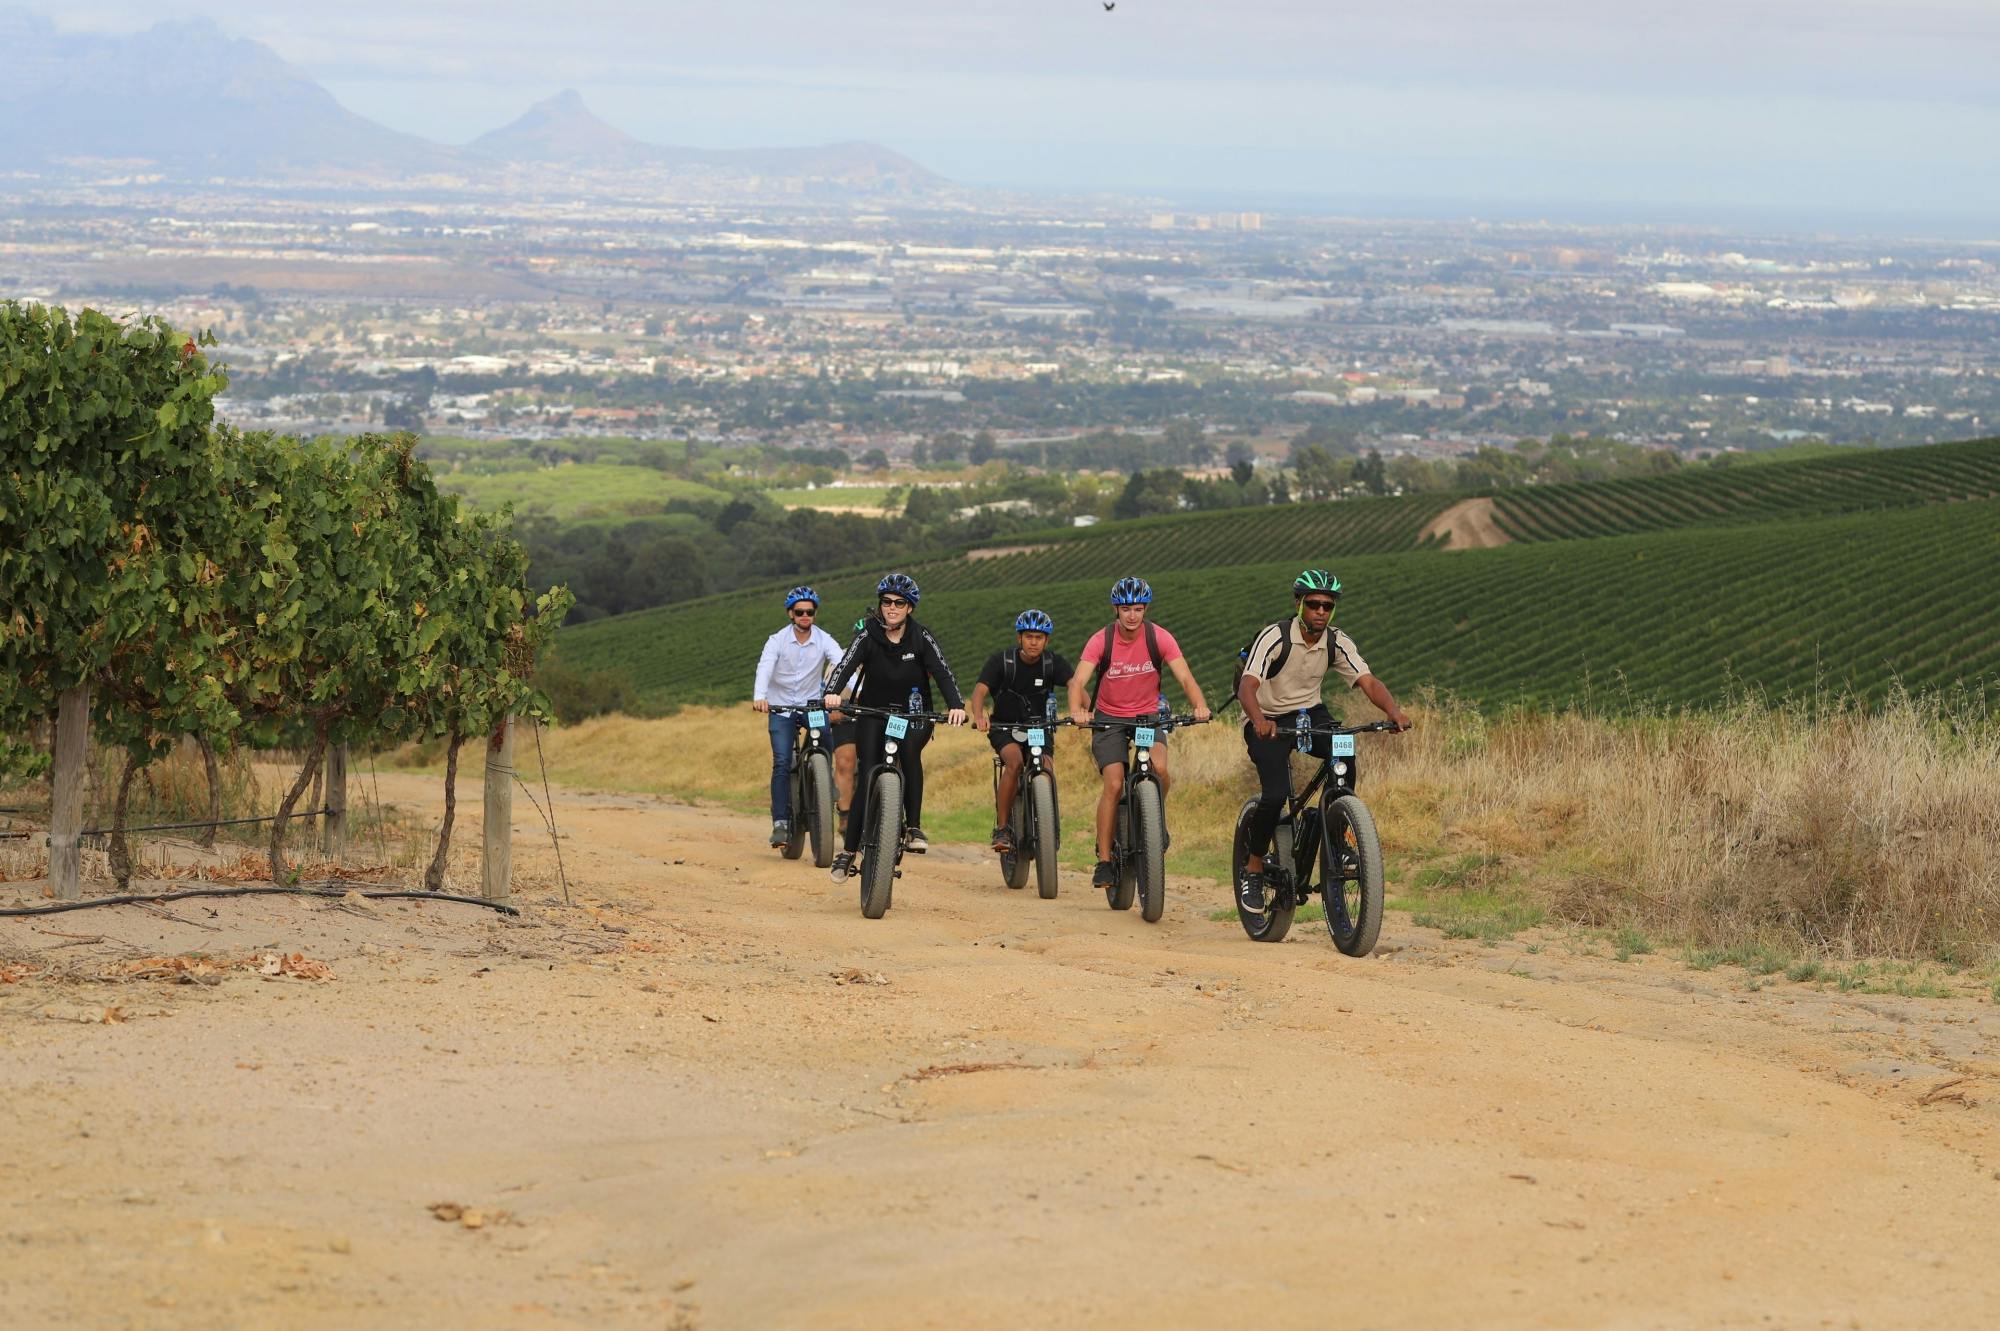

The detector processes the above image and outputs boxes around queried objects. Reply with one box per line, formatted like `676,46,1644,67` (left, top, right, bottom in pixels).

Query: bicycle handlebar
1268,719,1405,737
1074,713,1210,731
836,702,963,725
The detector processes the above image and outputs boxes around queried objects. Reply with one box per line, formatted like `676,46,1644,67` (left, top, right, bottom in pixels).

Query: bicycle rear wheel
1231,798,1295,943
1321,792,1384,956
1001,775,1031,890
860,770,901,920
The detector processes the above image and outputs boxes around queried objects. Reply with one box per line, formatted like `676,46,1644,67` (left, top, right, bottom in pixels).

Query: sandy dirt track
5,772,2000,1330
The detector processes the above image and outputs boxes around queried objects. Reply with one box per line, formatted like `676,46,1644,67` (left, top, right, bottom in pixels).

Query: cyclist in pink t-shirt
1067,576,1212,892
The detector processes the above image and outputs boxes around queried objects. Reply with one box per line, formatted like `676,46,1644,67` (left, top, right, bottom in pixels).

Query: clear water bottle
1296,708,1312,752
1156,692,1171,720
909,686,923,717
1044,693,1059,725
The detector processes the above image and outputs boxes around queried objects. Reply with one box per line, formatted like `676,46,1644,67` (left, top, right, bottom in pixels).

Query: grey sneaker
770,819,789,847
829,851,854,883
1236,869,1267,914
904,826,929,854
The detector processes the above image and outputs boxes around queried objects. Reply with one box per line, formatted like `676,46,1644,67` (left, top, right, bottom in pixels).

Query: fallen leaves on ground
0,962,43,984
831,968,890,986
429,1201,512,1230
96,952,336,984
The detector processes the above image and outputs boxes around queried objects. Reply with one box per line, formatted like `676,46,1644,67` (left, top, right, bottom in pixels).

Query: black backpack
1232,619,1296,704
1085,622,1165,707
999,648,1066,708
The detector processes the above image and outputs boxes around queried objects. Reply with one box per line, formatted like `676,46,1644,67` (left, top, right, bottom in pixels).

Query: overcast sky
21,1,2000,222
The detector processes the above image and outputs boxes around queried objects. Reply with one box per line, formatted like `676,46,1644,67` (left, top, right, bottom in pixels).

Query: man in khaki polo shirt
1235,569,1411,913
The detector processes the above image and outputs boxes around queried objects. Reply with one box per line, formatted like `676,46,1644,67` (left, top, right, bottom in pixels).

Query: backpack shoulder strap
1001,647,1018,693
1143,621,1164,671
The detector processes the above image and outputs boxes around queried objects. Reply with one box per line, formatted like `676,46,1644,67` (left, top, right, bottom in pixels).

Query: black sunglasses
878,596,911,608
790,606,817,618
1301,599,1338,612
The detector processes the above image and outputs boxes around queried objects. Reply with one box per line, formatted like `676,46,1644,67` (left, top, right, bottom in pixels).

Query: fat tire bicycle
771,705,839,868
1081,714,1206,924
993,719,1066,899
844,703,955,920
1231,718,1399,952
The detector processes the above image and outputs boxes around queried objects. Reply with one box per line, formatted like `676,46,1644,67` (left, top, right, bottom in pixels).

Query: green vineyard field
558,496,2000,712
1490,437,2000,543
919,491,1459,592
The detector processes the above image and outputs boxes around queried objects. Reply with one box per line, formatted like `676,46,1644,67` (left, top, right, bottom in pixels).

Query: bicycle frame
1262,719,1396,897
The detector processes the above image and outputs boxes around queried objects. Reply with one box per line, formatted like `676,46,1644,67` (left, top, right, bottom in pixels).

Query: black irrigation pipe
0,883,519,919
80,807,334,838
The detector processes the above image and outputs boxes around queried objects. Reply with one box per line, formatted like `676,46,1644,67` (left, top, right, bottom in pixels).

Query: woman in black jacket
822,573,965,881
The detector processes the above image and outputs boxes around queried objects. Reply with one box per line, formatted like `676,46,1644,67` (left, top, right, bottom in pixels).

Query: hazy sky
21,1,2000,221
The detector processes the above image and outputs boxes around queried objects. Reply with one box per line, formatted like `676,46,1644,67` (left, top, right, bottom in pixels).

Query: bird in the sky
1103,2,1115,9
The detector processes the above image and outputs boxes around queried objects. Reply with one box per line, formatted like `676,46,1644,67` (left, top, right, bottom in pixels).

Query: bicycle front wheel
804,752,836,867
1134,780,1166,924
1321,792,1384,956
1030,773,1060,900
860,770,901,920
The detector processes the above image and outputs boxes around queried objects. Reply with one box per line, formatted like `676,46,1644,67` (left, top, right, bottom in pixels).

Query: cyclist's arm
1238,672,1273,736
1067,658,1097,726
751,633,778,711
1355,673,1411,731
968,682,992,731
1165,654,1210,721
823,633,869,704
917,627,966,712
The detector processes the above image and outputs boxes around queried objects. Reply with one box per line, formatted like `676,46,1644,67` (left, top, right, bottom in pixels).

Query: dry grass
462,693,2000,963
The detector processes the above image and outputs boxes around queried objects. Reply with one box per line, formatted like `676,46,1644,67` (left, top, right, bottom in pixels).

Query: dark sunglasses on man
879,595,911,608
790,605,817,619
1301,598,1337,612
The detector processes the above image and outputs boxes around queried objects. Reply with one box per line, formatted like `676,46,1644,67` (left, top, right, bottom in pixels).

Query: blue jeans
768,713,802,821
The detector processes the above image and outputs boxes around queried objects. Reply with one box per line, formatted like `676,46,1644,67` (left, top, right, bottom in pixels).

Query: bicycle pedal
892,869,903,879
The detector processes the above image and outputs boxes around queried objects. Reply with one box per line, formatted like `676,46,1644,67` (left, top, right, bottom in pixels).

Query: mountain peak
469,89,645,164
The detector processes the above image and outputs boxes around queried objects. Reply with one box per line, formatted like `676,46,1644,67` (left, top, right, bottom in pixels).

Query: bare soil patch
1422,496,1511,550
965,542,1058,561
5,772,2000,1328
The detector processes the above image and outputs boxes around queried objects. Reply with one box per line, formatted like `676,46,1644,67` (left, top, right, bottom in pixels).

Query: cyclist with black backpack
1067,577,1211,893
1235,569,1411,913
969,609,1074,853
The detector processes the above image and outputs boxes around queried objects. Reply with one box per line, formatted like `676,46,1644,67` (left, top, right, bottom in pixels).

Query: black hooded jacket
827,616,964,712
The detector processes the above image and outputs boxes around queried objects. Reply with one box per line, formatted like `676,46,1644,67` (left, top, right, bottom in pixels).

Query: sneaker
905,826,930,854
1236,869,1267,914
1092,859,1117,889
770,819,789,847
829,851,854,883
991,826,1014,854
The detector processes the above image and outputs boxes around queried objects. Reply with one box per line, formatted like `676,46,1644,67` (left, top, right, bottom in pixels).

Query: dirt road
5,774,2000,1329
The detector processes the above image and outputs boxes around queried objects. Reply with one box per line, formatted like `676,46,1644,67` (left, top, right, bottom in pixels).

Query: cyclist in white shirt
751,585,846,847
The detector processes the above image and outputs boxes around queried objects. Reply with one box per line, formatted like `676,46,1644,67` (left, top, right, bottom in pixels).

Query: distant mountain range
0,10,940,194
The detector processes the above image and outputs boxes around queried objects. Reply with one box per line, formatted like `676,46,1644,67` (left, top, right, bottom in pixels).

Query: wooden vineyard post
481,717,514,903
49,684,90,901
321,743,349,862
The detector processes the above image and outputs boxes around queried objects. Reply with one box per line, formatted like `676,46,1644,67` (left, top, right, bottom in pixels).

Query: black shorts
1089,710,1165,771
986,725,1034,756
827,720,857,750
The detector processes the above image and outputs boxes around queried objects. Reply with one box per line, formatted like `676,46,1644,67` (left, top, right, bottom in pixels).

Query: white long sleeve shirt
753,623,846,707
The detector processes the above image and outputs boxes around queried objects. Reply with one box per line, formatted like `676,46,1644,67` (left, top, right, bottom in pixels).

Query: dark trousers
843,717,930,852
767,713,801,821
1243,703,1333,856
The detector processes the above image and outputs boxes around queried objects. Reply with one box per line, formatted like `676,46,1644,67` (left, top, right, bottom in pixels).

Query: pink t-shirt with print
1079,623,1182,718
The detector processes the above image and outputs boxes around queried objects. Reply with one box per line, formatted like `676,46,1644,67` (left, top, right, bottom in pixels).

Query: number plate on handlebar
1134,727,1156,748
1330,733,1356,757
1027,728,1045,748
807,710,827,729
885,715,909,739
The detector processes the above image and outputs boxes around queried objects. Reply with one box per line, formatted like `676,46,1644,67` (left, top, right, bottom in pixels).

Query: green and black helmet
1292,568,1341,597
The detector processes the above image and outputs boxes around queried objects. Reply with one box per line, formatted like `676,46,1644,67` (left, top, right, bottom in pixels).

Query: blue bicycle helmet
1109,576,1153,606
1014,608,1054,633
877,572,921,605
784,585,820,610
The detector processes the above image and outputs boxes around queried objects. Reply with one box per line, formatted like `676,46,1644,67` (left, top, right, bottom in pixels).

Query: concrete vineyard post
49,685,89,901
481,717,514,903
321,743,349,861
